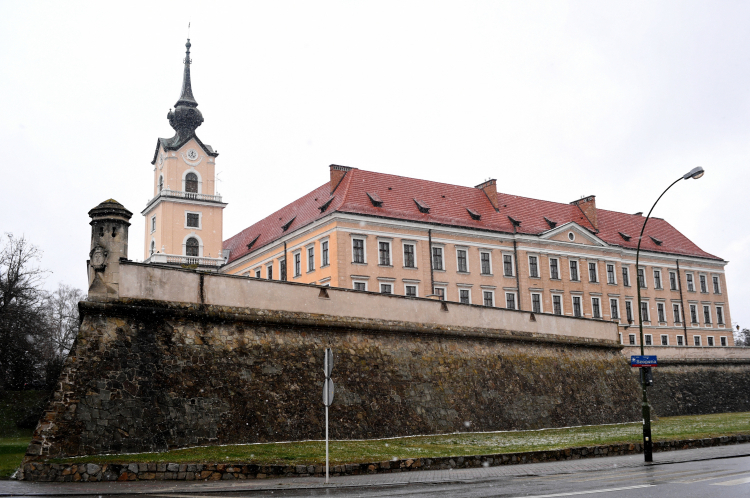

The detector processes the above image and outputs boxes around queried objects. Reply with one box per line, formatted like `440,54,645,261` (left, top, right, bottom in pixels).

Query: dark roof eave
150,134,220,165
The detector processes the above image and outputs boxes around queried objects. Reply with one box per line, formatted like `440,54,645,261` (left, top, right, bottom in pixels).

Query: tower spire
175,38,198,108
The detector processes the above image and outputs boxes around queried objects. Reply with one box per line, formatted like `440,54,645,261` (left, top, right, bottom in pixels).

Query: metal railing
147,189,223,205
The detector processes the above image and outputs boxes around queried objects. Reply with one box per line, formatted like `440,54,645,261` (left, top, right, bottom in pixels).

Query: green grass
0,391,49,438
48,412,750,467
0,436,32,479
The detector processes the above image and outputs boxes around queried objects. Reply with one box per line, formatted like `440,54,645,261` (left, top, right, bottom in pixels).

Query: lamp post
635,166,704,463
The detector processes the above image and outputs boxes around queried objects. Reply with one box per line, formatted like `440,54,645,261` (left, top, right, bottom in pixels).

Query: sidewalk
3,442,749,496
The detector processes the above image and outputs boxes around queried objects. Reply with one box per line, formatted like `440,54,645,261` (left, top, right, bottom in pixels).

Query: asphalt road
136,455,750,498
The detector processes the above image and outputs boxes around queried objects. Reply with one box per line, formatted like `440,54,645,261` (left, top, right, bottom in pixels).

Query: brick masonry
25,298,639,463
20,435,750,482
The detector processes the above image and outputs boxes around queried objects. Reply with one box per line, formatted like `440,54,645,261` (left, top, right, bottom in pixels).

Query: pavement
2,442,749,496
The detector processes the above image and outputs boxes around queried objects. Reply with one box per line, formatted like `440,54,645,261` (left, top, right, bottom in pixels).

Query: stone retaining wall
20,435,750,482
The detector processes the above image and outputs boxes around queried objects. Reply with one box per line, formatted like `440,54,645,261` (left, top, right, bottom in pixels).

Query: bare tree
44,284,84,359
734,327,750,347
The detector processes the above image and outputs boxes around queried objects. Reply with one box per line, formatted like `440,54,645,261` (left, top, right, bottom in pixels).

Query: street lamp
635,166,704,463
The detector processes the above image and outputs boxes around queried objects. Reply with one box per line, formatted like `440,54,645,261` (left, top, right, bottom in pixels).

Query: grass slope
47,412,750,467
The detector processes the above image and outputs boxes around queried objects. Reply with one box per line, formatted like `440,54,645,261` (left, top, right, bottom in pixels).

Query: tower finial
167,37,204,139
175,37,198,108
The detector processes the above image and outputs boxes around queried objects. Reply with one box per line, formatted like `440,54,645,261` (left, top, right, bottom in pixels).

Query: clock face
186,148,198,161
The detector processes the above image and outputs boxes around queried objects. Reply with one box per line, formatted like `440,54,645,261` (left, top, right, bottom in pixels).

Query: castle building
141,39,226,268
146,41,732,349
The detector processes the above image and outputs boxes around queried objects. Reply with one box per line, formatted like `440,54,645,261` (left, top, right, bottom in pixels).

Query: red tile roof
223,168,722,264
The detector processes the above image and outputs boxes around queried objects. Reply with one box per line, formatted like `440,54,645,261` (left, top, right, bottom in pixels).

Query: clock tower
142,39,227,268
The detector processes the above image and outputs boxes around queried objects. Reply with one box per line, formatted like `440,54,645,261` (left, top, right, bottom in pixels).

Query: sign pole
325,402,329,483
323,348,334,484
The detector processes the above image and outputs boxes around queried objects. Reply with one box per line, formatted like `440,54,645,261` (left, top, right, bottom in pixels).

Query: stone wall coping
79,298,622,349
20,435,750,482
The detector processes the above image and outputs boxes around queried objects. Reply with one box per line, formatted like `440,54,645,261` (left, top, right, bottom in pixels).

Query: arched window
150,240,155,255
186,237,199,257
185,172,198,193
158,175,164,192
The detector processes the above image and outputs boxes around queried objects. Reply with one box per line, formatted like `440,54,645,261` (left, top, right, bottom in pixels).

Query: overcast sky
1,1,748,330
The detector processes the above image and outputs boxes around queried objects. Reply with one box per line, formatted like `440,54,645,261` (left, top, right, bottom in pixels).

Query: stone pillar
87,199,133,299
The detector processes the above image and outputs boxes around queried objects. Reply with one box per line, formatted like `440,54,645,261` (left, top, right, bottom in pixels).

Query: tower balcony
142,189,226,215
144,253,225,268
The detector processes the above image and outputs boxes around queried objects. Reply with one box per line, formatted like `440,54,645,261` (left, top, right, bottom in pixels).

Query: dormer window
619,231,631,241
414,199,430,213
649,236,663,246
366,192,383,207
467,208,481,221
544,217,557,229
185,172,198,193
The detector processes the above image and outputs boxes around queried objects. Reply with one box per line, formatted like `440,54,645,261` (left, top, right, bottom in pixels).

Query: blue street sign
631,355,658,367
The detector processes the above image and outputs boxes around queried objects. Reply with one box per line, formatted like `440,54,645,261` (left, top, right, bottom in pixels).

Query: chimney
475,179,499,211
330,164,353,194
571,195,598,231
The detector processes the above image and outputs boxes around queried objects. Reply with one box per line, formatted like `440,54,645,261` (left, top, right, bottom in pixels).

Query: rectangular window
657,302,666,323
552,295,562,315
550,258,560,280
294,253,301,277
531,293,541,313
267,265,273,280
677,335,684,346
670,271,677,291
661,334,669,346
503,255,514,276
321,241,329,267
307,246,315,272
686,273,695,292
720,336,727,347
707,336,715,347
610,299,619,319
354,281,366,291
280,259,286,281
626,301,633,322
694,335,701,346
690,305,698,324
432,247,444,270
716,306,724,325
483,291,494,307
572,296,582,317
403,244,416,268
713,276,721,294
457,249,468,272
645,334,652,346
622,267,631,287
640,301,650,322
570,260,579,281
505,292,516,310
459,289,470,304
588,262,598,283
480,252,491,275
405,285,417,297
619,332,623,344
592,297,601,319
433,287,445,300
654,270,662,289
529,256,539,278
638,268,646,289
151,216,156,232
380,283,392,294
379,241,391,266
353,239,365,263
673,304,681,323
254,269,261,278
629,334,636,345
186,213,200,228
703,305,711,324
607,264,616,284
699,275,707,293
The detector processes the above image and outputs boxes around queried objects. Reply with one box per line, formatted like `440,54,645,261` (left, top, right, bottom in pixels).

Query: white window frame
610,298,620,320
458,287,472,304
380,282,393,294
716,305,725,326
432,285,447,301
505,291,517,310
676,335,684,346
644,334,653,346
720,336,727,347
686,272,695,292
530,292,543,313
149,238,156,256
653,269,663,290
591,296,602,319
352,280,368,291
640,300,650,322
404,283,418,297
572,295,583,317
549,257,561,280
707,336,715,347
402,241,417,269
569,259,580,282
588,261,599,283
306,244,315,273
629,333,637,345
699,274,708,293
320,238,330,268
455,246,470,273
502,253,515,277
551,293,564,315
693,335,702,346
622,266,631,287
606,263,617,285
150,215,156,233
184,210,202,230
528,254,540,278
431,245,445,271
182,233,203,257
669,270,678,291
702,305,712,325
637,267,647,289
712,275,722,294
479,250,493,275
625,300,634,323
689,304,698,324
672,303,682,324
182,168,202,194
254,268,261,279
266,262,274,280
482,290,495,307
657,302,666,323
293,250,302,277
660,334,669,346
351,235,367,264
377,238,393,267
619,332,623,344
